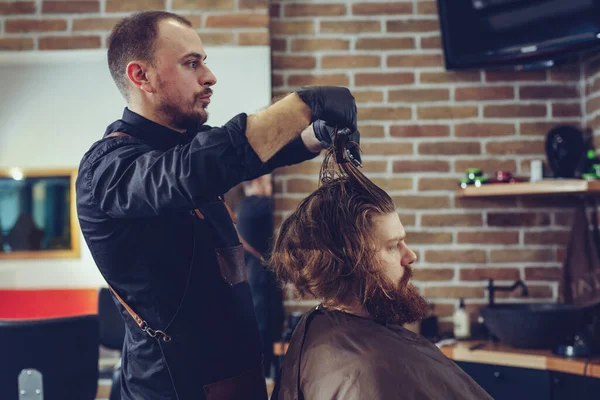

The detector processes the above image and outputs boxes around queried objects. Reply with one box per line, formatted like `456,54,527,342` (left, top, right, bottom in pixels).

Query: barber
76,10,360,400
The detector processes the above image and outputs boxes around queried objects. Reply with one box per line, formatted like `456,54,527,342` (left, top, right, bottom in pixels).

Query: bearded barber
76,10,360,400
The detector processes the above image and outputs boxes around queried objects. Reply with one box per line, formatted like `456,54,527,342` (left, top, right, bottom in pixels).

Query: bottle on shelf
453,298,471,339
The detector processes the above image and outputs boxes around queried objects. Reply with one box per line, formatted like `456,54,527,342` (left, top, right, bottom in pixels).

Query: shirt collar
104,108,195,150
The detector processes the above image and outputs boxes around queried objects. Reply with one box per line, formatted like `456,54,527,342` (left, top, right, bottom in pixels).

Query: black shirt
76,108,318,399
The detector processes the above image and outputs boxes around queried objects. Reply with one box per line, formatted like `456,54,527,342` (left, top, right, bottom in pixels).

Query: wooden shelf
457,179,600,198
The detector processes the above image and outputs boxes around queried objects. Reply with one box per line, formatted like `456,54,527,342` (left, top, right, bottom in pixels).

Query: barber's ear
126,61,154,94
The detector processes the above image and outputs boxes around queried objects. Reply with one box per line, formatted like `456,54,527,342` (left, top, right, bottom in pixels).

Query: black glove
313,120,362,166
295,86,357,132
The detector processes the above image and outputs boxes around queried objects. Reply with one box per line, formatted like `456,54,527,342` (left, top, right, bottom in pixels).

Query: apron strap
239,236,262,260
108,285,172,343
222,197,237,224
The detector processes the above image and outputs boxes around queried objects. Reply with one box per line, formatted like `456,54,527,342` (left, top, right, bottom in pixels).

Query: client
268,149,492,399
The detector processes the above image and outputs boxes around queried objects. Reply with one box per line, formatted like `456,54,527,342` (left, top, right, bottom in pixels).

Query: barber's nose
202,66,217,87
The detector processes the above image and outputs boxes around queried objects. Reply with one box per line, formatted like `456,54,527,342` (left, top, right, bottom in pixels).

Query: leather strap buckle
142,324,172,343
108,286,172,343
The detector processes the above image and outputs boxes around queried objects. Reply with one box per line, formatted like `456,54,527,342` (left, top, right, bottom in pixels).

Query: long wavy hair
267,149,397,308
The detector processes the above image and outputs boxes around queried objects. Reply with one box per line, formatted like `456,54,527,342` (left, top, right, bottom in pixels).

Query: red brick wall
585,53,600,142
1,0,595,330
270,0,589,328
0,0,269,50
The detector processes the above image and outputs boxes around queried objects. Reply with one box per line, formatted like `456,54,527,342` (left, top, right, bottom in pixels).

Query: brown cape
274,307,493,400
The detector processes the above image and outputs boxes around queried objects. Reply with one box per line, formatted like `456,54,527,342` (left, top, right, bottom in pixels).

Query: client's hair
268,149,396,308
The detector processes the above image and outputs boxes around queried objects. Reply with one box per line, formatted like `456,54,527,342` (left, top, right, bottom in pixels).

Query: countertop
439,340,600,379
274,340,600,379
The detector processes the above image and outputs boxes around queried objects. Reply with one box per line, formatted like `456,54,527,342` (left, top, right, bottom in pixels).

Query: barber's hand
294,86,357,132
313,120,362,166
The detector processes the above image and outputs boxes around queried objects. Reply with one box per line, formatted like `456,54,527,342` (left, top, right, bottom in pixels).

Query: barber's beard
364,266,431,326
156,81,210,131
157,97,208,132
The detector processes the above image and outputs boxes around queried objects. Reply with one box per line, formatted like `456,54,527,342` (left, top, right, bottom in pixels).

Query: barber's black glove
313,120,362,166
295,86,357,132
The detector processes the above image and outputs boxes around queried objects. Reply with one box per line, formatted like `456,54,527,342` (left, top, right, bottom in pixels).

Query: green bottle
586,149,600,177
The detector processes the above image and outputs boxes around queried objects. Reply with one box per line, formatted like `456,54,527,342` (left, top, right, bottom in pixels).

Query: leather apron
160,199,268,399
103,132,267,399
115,199,268,400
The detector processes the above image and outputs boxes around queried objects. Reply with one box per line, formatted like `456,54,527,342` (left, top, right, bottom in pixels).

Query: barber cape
273,307,493,400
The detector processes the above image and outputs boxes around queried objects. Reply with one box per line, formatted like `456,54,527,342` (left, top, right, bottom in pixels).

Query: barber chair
98,287,126,400
0,314,99,400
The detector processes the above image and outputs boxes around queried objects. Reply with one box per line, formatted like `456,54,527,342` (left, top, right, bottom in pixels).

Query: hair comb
334,127,362,168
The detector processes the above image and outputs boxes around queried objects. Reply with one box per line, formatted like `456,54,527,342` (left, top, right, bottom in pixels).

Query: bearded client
268,151,493,400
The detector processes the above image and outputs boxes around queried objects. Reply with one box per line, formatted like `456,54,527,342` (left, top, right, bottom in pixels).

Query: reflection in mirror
0,169,79,259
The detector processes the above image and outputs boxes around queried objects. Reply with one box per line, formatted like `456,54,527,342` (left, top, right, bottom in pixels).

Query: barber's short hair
268,150,396,307
107,11,192,99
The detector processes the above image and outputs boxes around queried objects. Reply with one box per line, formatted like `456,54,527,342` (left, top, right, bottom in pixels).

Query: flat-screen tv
437,0,600,70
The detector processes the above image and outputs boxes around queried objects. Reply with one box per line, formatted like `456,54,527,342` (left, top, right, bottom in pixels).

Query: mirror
0,169,79,259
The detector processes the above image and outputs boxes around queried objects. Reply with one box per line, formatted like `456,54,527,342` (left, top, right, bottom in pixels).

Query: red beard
364,265,431,325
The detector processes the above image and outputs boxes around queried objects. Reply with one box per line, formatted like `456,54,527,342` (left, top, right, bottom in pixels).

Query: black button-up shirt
76,108,317,399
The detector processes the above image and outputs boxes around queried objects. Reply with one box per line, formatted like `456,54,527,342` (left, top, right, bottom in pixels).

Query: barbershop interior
2,0,600,399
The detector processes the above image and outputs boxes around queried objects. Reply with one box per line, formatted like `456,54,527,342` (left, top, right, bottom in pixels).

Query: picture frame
0,168,80,260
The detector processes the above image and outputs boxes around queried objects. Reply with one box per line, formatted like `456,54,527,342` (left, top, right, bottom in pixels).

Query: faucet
487,279,529,307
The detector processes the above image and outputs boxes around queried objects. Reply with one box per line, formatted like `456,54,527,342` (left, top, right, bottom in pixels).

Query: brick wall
1,0,596,332
270,0,592,331
585,53,600,143
0,0,269,50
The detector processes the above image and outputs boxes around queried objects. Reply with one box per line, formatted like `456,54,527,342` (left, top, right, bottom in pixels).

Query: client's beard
364,265,431,325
